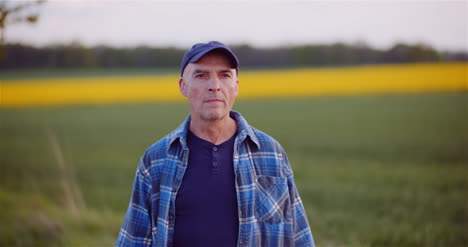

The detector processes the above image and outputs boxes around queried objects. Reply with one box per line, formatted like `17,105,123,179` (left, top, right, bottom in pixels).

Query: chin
201,109,227,121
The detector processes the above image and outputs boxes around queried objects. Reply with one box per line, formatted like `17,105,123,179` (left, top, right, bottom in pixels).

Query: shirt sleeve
282,152,316,247
116,159,153,247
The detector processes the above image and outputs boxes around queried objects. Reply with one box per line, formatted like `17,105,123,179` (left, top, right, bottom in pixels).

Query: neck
189,114,237,145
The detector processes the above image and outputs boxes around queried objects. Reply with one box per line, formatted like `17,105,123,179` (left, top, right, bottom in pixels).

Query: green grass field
1,92,467,247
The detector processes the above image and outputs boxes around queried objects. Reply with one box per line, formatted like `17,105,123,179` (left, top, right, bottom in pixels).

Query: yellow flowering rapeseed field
1,63,467,107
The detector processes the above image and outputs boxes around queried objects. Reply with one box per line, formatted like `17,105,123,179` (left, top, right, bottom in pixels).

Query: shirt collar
167,110,260,150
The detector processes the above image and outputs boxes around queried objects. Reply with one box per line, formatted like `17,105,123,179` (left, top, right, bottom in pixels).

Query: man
116,41,314,247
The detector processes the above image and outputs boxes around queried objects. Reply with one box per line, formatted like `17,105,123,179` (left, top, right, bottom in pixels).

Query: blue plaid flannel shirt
116,111,315,246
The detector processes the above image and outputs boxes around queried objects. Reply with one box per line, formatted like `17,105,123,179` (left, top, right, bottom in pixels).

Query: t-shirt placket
211,146,219,175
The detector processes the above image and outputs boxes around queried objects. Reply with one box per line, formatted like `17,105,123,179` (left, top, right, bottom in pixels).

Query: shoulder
232,111,285,154
138,131,174,170
243,125,294,177
138,114,190,169
250,125,285,154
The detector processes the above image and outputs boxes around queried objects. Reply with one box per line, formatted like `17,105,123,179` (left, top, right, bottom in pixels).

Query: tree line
1,41,466,69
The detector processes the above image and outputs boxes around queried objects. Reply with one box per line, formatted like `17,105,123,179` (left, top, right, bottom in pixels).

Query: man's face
179,52,238,122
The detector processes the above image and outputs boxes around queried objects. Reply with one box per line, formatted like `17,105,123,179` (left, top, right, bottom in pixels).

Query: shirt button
213,147,217,151
213,162,218,166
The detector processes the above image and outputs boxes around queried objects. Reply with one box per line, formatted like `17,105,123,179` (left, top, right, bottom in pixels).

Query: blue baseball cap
180,41,239,76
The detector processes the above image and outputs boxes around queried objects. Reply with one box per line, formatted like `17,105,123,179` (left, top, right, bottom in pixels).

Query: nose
208,76,221,92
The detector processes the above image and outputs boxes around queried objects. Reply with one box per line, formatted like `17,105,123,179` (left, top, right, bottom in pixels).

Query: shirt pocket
254,175,291,224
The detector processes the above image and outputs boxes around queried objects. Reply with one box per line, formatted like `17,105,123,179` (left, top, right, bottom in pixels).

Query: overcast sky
6,0,468,51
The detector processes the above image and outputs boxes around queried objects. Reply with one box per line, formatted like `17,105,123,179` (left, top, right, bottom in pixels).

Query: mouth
204,99,224,103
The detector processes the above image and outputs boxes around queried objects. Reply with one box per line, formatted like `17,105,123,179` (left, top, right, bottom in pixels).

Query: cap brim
188,47,239,68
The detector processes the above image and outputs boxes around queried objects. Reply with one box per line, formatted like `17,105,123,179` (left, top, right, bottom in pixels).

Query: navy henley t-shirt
173,130,239,247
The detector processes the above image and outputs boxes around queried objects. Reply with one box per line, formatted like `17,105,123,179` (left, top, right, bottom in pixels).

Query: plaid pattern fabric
116,111,315,247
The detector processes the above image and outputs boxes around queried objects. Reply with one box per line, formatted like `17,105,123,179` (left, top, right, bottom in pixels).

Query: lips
204,98,224,103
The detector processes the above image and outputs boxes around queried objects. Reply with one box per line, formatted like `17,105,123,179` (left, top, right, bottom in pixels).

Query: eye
195,74,205,78
222,73,231,78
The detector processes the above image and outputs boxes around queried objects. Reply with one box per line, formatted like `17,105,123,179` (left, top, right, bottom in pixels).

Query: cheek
187,86,204,100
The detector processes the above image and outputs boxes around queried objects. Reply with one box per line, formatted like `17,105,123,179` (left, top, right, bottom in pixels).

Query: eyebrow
219,69,233,74
193,69,207,74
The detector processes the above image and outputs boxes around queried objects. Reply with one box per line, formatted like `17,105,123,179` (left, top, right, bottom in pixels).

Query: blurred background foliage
1,41,466,70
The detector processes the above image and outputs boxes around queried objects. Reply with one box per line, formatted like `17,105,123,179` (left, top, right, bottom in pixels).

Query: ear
234,79,239,97
179,77,188,97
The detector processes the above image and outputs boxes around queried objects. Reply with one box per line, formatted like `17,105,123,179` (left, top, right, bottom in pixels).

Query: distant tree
1,42,464,70
383,43,441,63
0,0,45,44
